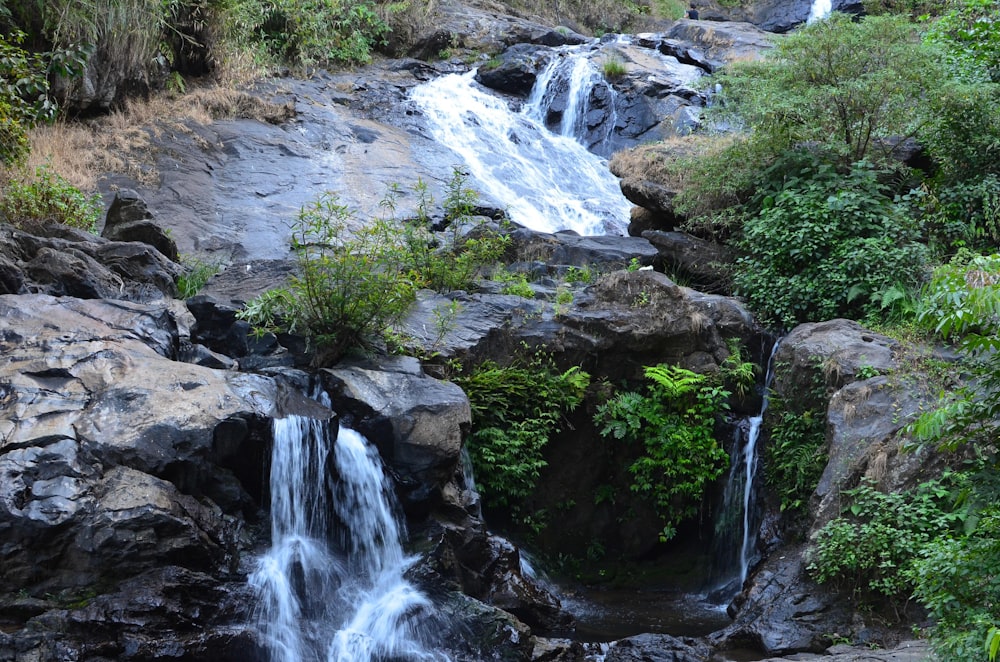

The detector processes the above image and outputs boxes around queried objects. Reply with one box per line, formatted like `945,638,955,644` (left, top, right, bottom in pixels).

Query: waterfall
710,340,781,594
807,0,833,23
409,55,631,236
523,52,616,145
251,403,446,662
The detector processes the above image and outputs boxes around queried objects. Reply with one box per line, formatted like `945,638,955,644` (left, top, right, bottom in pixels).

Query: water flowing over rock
0,294,331,659
251,407,449,661
321,355,472,511
410,69,632,235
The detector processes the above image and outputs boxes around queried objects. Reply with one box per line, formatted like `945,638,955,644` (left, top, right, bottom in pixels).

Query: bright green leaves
457,359,590,524
711,12,944,165
808,476,967,603
594,364,730,541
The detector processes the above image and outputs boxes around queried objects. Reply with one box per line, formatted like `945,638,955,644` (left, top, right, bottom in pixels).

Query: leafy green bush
0,164,102,232
710,13,944,165
456,358,590,520
221,0,388,66
910,252,1000,449
240,174,508,363
238,193,418,364
923,0,1000,83
400,170,510,293
911,508,1000,661
594,364,730,541
733,155,929,327
808,477,965,605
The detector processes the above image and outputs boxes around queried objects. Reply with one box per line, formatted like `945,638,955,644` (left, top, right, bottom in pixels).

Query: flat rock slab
756,639,935,661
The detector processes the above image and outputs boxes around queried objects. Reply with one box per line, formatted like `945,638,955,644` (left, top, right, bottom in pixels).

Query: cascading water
409,49,632,236
251,402,446,662
523,52,617,146
807,0,833,23
710,340,782,595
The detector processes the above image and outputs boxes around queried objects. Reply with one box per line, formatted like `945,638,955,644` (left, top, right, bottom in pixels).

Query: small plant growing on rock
601,56,627,80
238,193,418,365
594,364,730,541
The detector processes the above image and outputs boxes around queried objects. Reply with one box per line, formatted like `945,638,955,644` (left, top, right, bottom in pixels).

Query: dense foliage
734,155,928,327
457,358,590,526
809,477,966,605
711,12,943,165
594,364,730,541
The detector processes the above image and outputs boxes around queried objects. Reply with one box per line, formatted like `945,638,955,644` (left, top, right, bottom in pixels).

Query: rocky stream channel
0,0,942,660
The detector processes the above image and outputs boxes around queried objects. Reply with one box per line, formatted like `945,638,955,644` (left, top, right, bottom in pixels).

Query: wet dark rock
604,632,712,661
102,189,179,262
0,222,180,300
642,230,734,292
711,545,852,656
0,567,261,662
435,591,535,662
476,44,553,96
321,355,472,510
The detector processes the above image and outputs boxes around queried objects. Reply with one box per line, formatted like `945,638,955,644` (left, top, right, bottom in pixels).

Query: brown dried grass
10,83,293,195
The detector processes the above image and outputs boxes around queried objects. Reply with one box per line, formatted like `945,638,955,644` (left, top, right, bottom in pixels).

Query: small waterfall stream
251,402,445,662
409,50,632,236
807,0,833,23
711,340,782,595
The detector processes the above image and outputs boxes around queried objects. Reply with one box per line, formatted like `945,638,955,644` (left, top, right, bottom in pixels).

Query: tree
711,12,946,164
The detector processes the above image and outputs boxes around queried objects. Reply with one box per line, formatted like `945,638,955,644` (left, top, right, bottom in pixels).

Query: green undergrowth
455,354,590,530
594,364,731,542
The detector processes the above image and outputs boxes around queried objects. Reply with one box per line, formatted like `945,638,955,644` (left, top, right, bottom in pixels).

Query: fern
595,364,730,540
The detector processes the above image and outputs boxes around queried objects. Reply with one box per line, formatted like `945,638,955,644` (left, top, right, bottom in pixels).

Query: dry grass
609,134,736,191
7,84,294,195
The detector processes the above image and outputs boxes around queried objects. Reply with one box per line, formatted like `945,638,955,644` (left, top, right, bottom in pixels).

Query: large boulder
771,319,897,410
321,355,472,510
0,222,181,300
0,294,311,595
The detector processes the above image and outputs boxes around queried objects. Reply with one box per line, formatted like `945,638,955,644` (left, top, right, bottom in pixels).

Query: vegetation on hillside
643,2,1000,657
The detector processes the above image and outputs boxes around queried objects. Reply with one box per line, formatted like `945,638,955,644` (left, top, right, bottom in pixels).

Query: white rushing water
710,340,782,592
736,340,782,586
807,0,833,23
251,407,445,662
410,59,631,236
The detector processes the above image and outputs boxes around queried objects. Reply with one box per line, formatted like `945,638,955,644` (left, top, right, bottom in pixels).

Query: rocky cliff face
1,2,945,660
